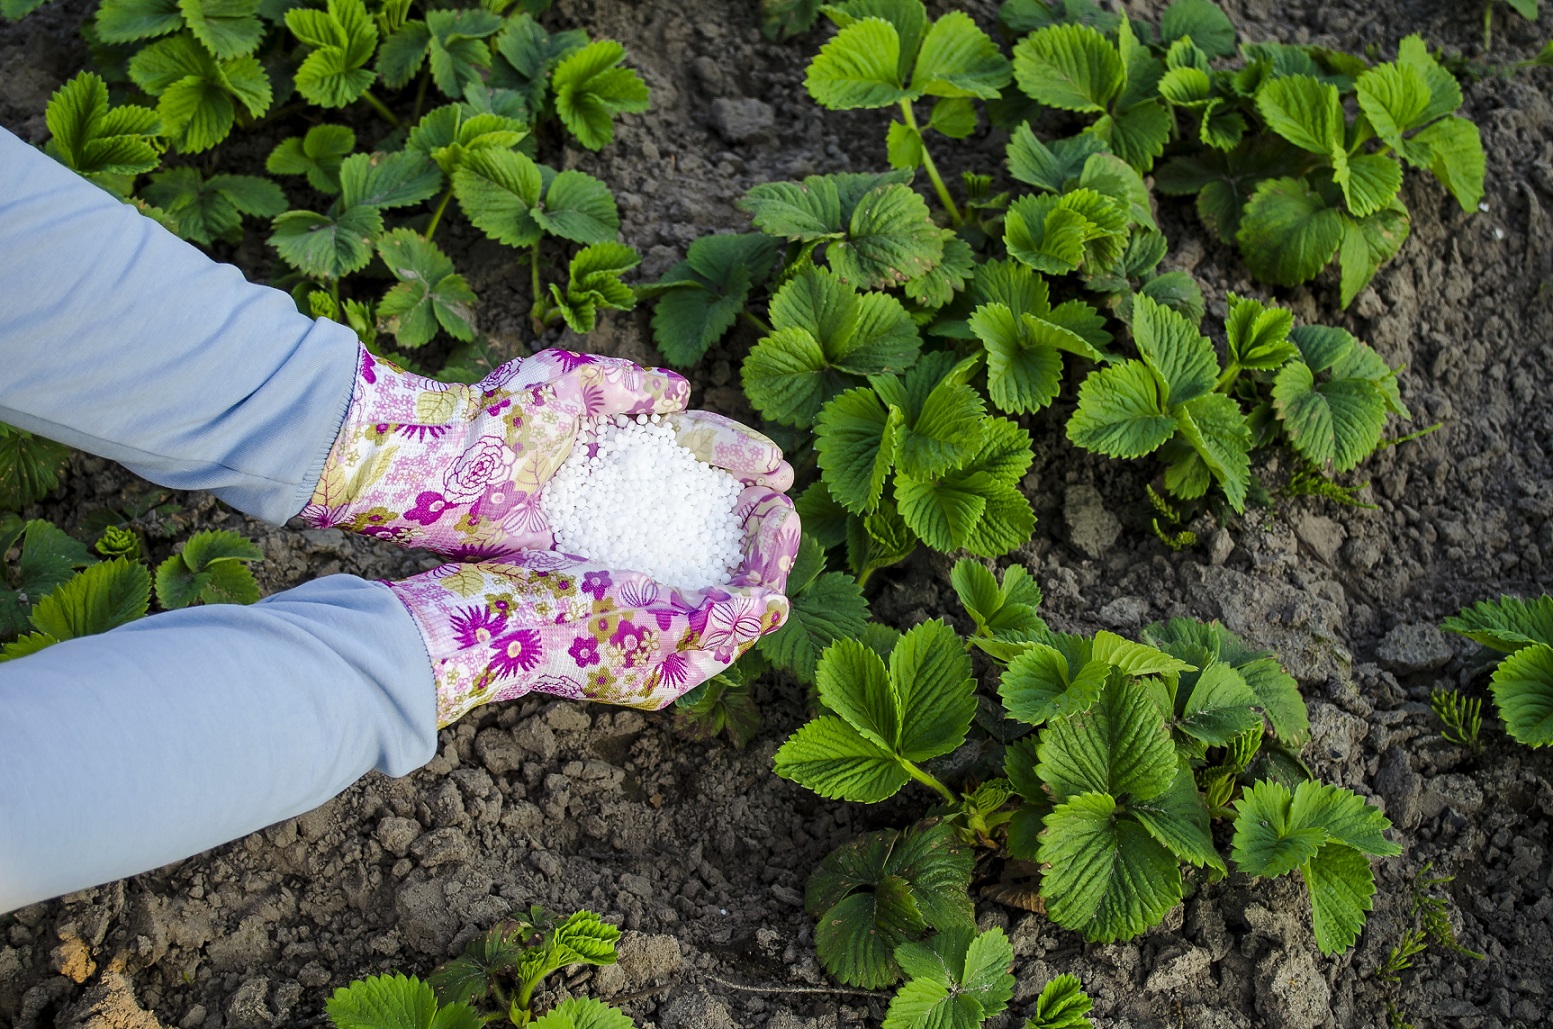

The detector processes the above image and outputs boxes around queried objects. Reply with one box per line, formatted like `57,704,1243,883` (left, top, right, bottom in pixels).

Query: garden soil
4,1,1553,1027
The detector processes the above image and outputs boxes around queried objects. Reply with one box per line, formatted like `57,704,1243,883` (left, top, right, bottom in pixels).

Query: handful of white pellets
540,413,747,591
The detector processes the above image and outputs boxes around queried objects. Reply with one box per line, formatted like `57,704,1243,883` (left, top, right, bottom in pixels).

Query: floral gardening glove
301,345,690,558
386,484,800,726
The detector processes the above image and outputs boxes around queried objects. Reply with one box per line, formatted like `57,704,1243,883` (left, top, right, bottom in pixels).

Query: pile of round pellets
541,414,746,590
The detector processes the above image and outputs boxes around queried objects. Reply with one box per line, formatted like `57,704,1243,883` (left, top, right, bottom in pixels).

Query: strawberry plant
1024,974,1095,1029
426,907,622,1027
881,926,1015,1029
0,519,263,660
803,0,1012,224
778,561,1395,988
1442,595,1553,746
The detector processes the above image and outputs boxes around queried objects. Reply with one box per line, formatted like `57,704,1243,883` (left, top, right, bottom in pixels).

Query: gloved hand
386,486,800,726
302,345,701,557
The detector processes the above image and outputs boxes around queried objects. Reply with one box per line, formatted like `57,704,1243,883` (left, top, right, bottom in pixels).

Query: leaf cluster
427,907,623,1026
1442,595,1553,747
0,423,72,512
0,520,263,660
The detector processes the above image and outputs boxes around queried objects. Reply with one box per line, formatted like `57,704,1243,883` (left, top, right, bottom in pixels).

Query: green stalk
1484,0,1494,52
898,756,957,805
739,309,772,335
360,89,400,127
1216,363,1239,392
411,69,430,124
529,240,550,334
424,186,454,241
897,100,962,226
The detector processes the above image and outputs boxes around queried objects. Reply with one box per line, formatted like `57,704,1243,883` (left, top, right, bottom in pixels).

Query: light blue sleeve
0,575,439,913
0,130,439,912
0,126,358,525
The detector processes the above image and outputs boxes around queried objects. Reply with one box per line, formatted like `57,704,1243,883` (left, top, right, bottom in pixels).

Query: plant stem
361,89,400,127
1216,363,1239,392
898,756,958,805
411,70,430,124
425,186,454,240
1484,0,1494,53
529,240,550,335
512,974,540,1026
898,99,962,226
739,309,772,335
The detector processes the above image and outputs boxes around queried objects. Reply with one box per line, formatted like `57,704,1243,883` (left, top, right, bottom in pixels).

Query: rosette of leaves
1442,595,1553,746
949,558,1045,661
804,0,1012,223
741,265,923,428
376,6,504,99
1010,14,1177,171
0,425,71,512
1156,33,1484,306
269,149,442,286
737,170,950,296
372,228,479,346
487,13,586,116
814,351,1037,560
540,242,637,333
285,0,383,111
154,529,263,609
997,626,1194,728
1270,323,1411,473
959,258,1110,416
803,820,974,988
1139,617,1312,808
753,534,870,684
774,619,975,804
141,167,286,246
0,518,96,639
1023,974,1095,1029
881,927,1014,1029
40,72,162,198
636,233,781,367
1067,293,1254,510
408,102,533,178
126,27,272,153
1230,779,1401,954
429,908,620,1025
1027,675,1225,942
548,39,650,150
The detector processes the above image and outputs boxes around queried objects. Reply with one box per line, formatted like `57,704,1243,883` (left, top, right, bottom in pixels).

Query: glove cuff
384,555,788,728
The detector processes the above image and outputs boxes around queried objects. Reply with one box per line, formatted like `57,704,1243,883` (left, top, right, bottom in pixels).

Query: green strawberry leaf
1012,22,1122,113
552,39,650,150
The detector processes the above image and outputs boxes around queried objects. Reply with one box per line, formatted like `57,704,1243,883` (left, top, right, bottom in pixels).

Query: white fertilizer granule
541,414,745,590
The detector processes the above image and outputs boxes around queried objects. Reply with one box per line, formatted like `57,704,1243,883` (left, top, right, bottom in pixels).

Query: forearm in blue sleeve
0,127,359,524
0,575,438,913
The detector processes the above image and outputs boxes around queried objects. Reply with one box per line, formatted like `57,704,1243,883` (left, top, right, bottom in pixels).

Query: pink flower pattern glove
386,487,800,726
302,345,691,558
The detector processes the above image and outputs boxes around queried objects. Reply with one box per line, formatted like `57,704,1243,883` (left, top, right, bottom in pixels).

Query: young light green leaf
1090,100,1171,171
890,618,976,761
1255,75,1343,155
1025,974,1094,1029
999,644,1109,726
552,40,650,150
1354,61,1431,151
42,72,161,194
422,8,503,98
1130,764,1223,871
155,529,263,609
895,379,985,478
548,242,637,334
1410,116,1485,212
287,0,379,108
1331,149,1403,219
1006,125,1107,193
1441,595,1553,652
26,558,151,642
1301,841,1377,956
828,183,944,290
1488,643,1553,747
452,147,544,247
1066,360,1175,459
774,715,910,801
1132,292,1217,406
1174,391,1252,511
531,169,621,243
806,16,913,109
1397,34,1462,124
1337,201,1410,308
129,32,272,153
1229,779,1327,878
1271,360,1389,472
489,14,585,111
883,927,1014,1029
1011,23,1122,113
326,973,482,1029
1037,675,1178,802
1224,292,1298,372
910,11,1011,99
